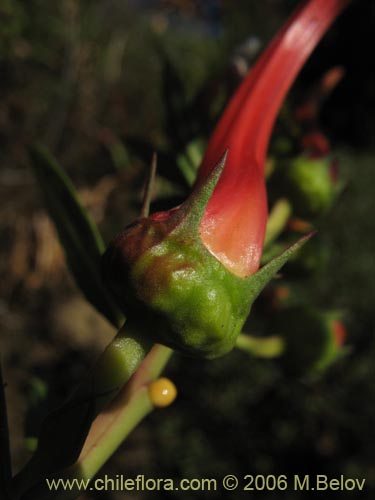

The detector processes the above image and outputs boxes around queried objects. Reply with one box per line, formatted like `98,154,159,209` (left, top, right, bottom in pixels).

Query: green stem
12,320,152,500
236,333,285,358
78,388,152,481
17,345,173,500
83,321,151,413
264,198,292,247
74,345,173,483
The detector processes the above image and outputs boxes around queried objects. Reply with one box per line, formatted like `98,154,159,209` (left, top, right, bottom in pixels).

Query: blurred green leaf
236,334,285,358
176,138,205,186
176,152,196,186
264,198,292,247
29,145,123,328
106,137,132,173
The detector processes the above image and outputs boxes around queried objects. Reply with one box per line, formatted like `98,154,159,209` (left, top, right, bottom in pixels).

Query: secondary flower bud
275,307,347,375
282,155,338,217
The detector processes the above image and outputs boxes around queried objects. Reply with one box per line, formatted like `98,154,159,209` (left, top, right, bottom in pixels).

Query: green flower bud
101,0,348,359
102,217,251,358
103,157,310,359
281,155,337,218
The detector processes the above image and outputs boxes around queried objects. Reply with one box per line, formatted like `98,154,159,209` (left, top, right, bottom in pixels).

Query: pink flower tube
197,0,349,277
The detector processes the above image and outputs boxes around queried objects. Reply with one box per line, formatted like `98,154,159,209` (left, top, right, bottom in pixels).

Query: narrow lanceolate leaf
29,145,123,327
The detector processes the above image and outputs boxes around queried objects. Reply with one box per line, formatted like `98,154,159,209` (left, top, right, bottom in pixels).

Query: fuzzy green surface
129,232,252,359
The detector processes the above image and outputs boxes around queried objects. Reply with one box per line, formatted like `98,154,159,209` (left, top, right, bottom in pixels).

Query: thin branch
140,153,157,218
72,345,173,481
17,345,173,500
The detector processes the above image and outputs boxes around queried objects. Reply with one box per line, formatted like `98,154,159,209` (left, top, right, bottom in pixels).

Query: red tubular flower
197,0,349,278
103,0,349,359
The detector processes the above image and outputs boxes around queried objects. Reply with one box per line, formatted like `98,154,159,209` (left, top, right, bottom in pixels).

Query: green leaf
176,138,205,187
29,145,123,328
236,334,285,358
264,198,292,247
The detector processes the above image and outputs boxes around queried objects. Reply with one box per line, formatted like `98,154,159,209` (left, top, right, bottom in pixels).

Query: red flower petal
197,0,349,277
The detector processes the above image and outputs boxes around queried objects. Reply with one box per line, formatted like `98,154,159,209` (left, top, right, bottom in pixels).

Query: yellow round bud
148,377,177,408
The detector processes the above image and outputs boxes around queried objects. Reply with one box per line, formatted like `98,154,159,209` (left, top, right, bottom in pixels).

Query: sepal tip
245,231,316,300
172,150,229,232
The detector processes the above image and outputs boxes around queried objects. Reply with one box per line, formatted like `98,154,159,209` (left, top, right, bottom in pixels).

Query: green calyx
102,153,313,359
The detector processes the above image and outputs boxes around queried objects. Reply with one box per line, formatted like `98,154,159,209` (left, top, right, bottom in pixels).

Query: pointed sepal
244,232,316,300
171,151,228,232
